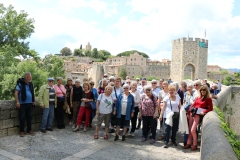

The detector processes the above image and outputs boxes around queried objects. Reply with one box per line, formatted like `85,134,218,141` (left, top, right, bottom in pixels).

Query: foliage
0,60,48,99
134,75,143,80
60,47,72,56
118,67,127,80
146,76,158,81
40,54,65,80
98,50,111,60
117,50,149,58
73,49,84,56
92,48,98,58
80,44,82,50
221,69,229,74
85,50,91,57
214,106,240,159
223,75,232,86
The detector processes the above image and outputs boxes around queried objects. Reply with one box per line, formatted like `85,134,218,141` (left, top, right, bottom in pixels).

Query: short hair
212,84,218,89
83,82,90,89
109,76,115,80
131,82,137,87
168,85,176,91
115,77,122,82
194,80,202,86
75,79,81,83
181,81,187,87
187,83,193,88
122,84,130,89
57,77,63,81
136,78,140,80
171,82,179,91
24,72,31,78
143,85,152,92
83,78,89,82
108,82,115,86
105,85,113,91
151,79,157,83
199,85,210,98
89,80,94,85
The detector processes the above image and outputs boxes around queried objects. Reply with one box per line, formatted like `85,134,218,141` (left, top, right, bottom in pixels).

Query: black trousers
19,103,33,132
55,101,65,126
130,107,139,133
142,116,157,139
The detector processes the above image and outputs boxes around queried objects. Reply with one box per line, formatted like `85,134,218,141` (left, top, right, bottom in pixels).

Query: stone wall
201,86,240,159
0,100,69,138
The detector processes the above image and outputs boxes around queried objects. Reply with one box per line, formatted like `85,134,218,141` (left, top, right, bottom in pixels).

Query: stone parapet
0,100,69,138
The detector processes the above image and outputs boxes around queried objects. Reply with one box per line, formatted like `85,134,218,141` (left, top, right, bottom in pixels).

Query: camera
190,107,198,117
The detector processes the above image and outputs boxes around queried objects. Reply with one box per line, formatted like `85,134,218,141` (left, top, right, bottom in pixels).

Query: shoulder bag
169,98,179,120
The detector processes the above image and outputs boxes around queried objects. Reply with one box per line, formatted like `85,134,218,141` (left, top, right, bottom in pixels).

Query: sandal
104,134,108,139
94,134,98,139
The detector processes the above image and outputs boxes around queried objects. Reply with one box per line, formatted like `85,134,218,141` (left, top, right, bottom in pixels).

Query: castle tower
170,37,208,82
86,42,92,51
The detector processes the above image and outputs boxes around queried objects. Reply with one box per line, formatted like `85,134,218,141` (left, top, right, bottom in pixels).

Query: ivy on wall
214,106,240,159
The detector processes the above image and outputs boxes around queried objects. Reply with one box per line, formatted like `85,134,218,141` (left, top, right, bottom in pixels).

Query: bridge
0,86,239,160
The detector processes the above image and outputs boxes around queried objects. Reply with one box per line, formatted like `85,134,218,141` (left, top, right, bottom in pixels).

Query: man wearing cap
38,78,56,133
14,72,35,137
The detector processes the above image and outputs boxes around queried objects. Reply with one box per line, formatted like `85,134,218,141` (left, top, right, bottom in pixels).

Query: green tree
118,67,127,80
99,50,111,60
85,50,91,57
80,44,82,49
221,69,229,74
0,60,48,100
92,48,98,58
73,49,84,56
41,54,65,80
60,47,72,56
223,75,232,86
117,50,149,58
147,76,158,81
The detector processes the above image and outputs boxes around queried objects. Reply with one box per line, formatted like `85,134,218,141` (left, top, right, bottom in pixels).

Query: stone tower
171,37,208,82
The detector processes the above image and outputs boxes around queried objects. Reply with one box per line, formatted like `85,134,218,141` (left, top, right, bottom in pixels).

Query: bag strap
169,98,173,111
114,87,117,98
57,85,65,95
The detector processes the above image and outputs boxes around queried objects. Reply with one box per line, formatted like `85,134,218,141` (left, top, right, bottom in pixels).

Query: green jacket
38,84,57,108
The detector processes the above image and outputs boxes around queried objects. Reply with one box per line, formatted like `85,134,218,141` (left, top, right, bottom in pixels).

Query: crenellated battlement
173,37,208,43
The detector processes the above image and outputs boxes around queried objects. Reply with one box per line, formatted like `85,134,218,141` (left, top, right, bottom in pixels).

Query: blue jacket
91,88,98,100
114,93,135,120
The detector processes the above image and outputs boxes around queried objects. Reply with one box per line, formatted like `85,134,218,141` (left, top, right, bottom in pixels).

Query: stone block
36,114,42,123
8,127,19,136
2,119,14,129
11,110,18,118
0,120,2,129
0,129,8,138
13,118,20,127
32,107,42,115
0,100,15,110
31,123,41,131
0,110,11,120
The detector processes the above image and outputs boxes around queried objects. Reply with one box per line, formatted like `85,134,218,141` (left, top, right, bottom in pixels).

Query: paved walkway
0,123,200,160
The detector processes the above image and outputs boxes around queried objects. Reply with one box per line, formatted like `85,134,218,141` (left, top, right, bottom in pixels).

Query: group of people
15,72,216,151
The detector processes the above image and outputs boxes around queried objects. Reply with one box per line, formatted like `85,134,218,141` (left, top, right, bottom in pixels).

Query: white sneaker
83,127,87,132
72,125,75,129
131,132,135,137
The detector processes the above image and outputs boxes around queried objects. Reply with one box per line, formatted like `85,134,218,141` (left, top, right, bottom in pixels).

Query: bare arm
14,90,20,108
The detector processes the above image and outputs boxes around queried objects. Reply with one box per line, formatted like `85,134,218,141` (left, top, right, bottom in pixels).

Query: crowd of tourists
15,72,221,150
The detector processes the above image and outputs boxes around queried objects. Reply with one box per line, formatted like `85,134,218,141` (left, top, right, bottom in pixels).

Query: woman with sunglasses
139,85,158,144
65,78,73,126
113,84,135,141
184,85,213,151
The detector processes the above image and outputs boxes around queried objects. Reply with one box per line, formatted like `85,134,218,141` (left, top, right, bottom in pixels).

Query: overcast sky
3,0,240,69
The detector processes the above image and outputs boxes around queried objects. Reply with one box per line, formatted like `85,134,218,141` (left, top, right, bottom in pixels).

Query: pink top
139,94,158,116
54,84,66,97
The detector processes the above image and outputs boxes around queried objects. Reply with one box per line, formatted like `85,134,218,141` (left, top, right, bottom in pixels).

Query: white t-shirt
121,95,128,115
130,90,141,107
163,95,181,118
98,94,114,114
112,87,123,100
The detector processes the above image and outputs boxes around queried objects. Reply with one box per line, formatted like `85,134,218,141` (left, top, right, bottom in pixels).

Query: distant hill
227,68,240,72
116,50,149,58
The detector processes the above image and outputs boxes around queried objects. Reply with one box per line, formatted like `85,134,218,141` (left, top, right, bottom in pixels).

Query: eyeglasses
152,83,157,84
48,80,53,82
145,89,151,91
124,88,129,90
194,84,199,86
200,89,207,91
90,83,94,85
104,76,108,78
127,82,131,83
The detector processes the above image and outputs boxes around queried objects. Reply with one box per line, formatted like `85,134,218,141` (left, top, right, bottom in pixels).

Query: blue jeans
164,118,179,143
41,104,54,130
19,103,33,132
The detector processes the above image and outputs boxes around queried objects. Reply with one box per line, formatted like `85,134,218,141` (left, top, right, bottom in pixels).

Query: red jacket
188,97,213,114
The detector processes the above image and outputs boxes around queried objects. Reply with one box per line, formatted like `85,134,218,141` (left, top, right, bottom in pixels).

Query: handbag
90,101,96,110
57,85,65,102
169,98,179,120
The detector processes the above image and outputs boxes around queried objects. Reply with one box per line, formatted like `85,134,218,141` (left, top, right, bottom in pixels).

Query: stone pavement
0,123,200,160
